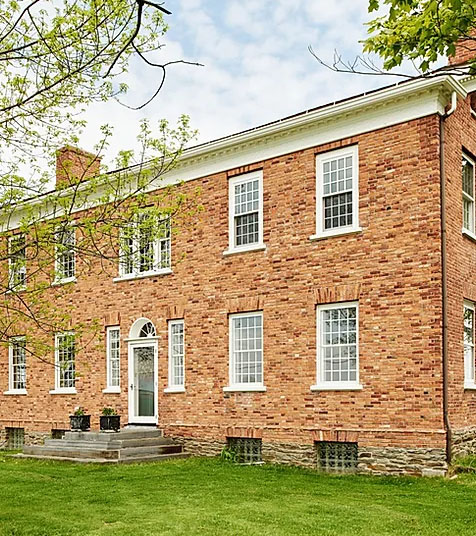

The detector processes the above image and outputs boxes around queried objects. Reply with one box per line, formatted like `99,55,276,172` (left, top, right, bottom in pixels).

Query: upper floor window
119,214,170,278
226,171,264,254
8,336,26,392
8,234,26,290
312,302,362,391
314,146,360,239
226,311,265,391
106,327,120,390
55,332,76,392
55,226,76,282
463,154,475,234
464,300,476,388
166,319,185,392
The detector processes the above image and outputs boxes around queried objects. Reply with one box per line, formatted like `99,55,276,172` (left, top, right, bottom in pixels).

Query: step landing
16,427,189,464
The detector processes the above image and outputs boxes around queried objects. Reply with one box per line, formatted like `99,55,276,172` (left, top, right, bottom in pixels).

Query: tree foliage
364,0,476,72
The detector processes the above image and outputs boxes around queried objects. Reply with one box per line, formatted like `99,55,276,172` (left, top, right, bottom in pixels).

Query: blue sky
80,0,408,167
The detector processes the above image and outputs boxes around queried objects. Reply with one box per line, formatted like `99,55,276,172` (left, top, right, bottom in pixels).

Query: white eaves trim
4,76,467,232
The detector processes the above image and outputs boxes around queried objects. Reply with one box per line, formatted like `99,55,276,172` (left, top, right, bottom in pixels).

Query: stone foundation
168,436,447,477
0,428,50,450
358,447,447,476
452,427,476,457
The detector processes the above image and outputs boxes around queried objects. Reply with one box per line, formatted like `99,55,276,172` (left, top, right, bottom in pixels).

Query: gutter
440,91,456,466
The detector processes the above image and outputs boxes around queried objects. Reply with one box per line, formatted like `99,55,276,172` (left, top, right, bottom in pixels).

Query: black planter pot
100,415,121,432
69,414,91,431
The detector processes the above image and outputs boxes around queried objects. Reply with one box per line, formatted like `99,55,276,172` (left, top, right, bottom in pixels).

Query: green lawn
1,453,476,536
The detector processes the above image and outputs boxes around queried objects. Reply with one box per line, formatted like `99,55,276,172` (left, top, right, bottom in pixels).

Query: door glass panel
133,346,154,417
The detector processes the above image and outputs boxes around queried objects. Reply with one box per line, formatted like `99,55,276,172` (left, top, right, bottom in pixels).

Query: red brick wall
442,94,476,431
0,115,446,450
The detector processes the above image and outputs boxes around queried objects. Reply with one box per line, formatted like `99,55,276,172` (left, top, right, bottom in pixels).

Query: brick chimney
448,32,476,66
56,146,101,188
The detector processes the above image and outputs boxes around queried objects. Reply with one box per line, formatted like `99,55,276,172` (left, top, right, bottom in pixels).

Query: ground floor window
168,319,185,389
316,441,358,473
229,312,263,389
227,437,263,464
9,336,26,391
106,327,120,389
464,300,476,388
55,332,76,390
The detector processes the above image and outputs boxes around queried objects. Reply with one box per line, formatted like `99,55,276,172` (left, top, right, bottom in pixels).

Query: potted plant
100,407,120,432
69,407,91,431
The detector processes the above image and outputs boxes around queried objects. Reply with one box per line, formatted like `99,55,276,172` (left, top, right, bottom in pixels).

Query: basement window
316,441,358,473
51,429,67,439
6,427,24,450
227,437,262,464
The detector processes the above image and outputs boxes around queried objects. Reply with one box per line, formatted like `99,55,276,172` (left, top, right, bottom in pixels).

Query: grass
1,453,476,536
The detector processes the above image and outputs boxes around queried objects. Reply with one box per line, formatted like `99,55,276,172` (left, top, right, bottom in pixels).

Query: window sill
462,229,476,243
223,385,267,392
52,277,77,286
223,244,267,256
464,383,476,390
6,286,26,294
3,389,27,396
113,268,172,282
102,387,121,394
49,388,77,395
164,386,186,393
310,382,363,391
310,227,362,241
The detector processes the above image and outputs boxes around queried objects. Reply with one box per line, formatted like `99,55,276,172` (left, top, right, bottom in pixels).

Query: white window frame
50,331,77,395
311,146,361,241
103,327,121,394
224,311,266,392
224,170,265,255
4,336,27,395
116,215,172,281
165,319,185,393
8,234,26,291
464,300,476,389
54,226,76,284
462,153,476,238
311,301,362,391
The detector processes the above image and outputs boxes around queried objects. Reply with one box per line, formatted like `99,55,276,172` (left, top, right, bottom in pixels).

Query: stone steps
18,427,188,464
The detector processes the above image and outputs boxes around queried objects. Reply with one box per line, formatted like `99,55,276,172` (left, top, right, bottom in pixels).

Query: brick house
2,47,476,475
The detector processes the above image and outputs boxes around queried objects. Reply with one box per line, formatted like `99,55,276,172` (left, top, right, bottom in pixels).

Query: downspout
440,90,456,467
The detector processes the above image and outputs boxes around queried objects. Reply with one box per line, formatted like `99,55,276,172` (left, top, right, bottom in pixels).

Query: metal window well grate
227,437,263,464
6,427,24,450
316,441,358,473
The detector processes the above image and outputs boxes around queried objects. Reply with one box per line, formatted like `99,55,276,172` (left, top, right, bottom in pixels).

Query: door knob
130,384,133,390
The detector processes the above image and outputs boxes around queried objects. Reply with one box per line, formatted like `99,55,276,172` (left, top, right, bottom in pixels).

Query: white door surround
127,318,158,425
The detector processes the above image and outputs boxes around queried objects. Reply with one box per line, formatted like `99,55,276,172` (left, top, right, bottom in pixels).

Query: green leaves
364,0,476,71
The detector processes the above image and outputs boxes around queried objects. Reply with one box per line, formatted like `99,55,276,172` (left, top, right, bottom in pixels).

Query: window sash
106,327,120,388
9,337,26,391
463,155,476,233
229,312,263,387
120,217,171,276
55,227,75,280
316,147,359,236
168,320,185,388
317,302,359,385
228,172,263,251
464,302,475,385
8,234,26,289
55,332,75,389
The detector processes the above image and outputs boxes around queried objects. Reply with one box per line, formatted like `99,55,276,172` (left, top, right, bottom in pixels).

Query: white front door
128,341,158,425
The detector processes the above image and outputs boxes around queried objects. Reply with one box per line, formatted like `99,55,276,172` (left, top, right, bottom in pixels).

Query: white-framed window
8,234,26,290
165,319,185,392
313,146,360,239
106,327,120,391
119,214,171,278
226,171,264,254
312,302,362,391
8,337,26,392
54,332,76,392
55,226,76,282
463,154,475,235
225,311,265,392
464,300,476,388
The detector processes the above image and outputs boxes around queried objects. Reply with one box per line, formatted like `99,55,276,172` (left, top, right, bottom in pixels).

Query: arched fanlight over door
139,321,156,338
